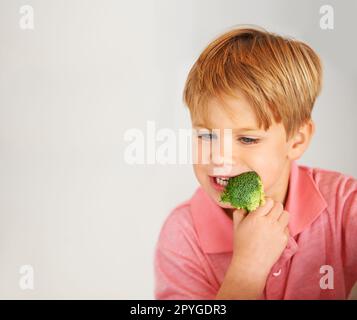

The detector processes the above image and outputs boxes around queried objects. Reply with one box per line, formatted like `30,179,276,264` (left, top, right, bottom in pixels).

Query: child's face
192,94,296,209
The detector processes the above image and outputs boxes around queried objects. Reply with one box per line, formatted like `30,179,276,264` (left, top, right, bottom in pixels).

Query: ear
287,119,315,161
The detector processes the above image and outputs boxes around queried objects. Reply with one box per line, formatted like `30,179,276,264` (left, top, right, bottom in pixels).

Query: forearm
215,259,268,300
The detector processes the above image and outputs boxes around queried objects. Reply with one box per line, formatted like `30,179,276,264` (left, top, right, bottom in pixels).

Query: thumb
233,208,246,228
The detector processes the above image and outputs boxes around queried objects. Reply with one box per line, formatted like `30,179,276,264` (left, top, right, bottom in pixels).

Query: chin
216,201,235,209
219,203,235,209
207,189,234,209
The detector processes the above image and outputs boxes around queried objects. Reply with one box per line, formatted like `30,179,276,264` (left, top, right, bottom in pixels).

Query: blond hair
183,26,322,140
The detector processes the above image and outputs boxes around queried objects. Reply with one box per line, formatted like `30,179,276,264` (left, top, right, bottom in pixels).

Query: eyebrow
232,128,261,132
193,124,260,132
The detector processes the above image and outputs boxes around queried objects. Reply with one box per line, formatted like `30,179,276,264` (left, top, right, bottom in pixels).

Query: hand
231,198,290,278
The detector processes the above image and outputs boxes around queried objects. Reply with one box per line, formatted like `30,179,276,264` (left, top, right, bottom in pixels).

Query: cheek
193,164,205,183
248,146,286,188
192,139,209,165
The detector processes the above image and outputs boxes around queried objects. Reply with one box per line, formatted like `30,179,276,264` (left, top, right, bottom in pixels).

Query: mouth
209,175,232,191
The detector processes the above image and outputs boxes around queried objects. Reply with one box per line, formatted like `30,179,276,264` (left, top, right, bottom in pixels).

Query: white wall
0,0,356,299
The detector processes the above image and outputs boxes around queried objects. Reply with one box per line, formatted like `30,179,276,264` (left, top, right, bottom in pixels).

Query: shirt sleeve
342,187,357,297
154,207,218,300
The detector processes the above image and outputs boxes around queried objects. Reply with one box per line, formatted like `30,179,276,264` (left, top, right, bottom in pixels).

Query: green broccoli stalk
220,171,265,213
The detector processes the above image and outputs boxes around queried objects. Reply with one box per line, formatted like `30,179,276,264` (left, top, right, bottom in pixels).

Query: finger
252,197,274,217
233,209,246,228
268,202,284,221
284,226,290,237
278,210,290,228
283,227,290,244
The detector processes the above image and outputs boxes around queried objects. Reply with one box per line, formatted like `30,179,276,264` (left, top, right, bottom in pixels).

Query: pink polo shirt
154,160,357,299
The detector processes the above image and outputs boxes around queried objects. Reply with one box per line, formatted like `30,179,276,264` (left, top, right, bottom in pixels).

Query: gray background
0,0,356,298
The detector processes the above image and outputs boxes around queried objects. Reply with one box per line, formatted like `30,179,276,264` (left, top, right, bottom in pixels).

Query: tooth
215,176,228,186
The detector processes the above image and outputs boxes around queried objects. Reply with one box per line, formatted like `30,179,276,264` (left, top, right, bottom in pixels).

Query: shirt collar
190,160,328,254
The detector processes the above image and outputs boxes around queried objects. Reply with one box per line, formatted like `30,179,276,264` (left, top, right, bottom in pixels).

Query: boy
154,26,357,299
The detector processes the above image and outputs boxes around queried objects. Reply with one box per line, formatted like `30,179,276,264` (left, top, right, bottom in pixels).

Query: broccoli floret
220,171,265,213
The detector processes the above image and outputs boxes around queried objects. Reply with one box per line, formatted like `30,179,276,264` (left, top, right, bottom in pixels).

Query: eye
239,137,259,145
197,132,217,141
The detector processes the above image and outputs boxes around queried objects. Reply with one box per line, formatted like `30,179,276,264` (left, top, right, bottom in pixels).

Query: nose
212,148,234,176
211,135,233,166
211,143,224,165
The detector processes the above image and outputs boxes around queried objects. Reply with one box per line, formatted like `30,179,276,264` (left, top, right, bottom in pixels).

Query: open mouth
214,176,230,187
210,176,232,190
